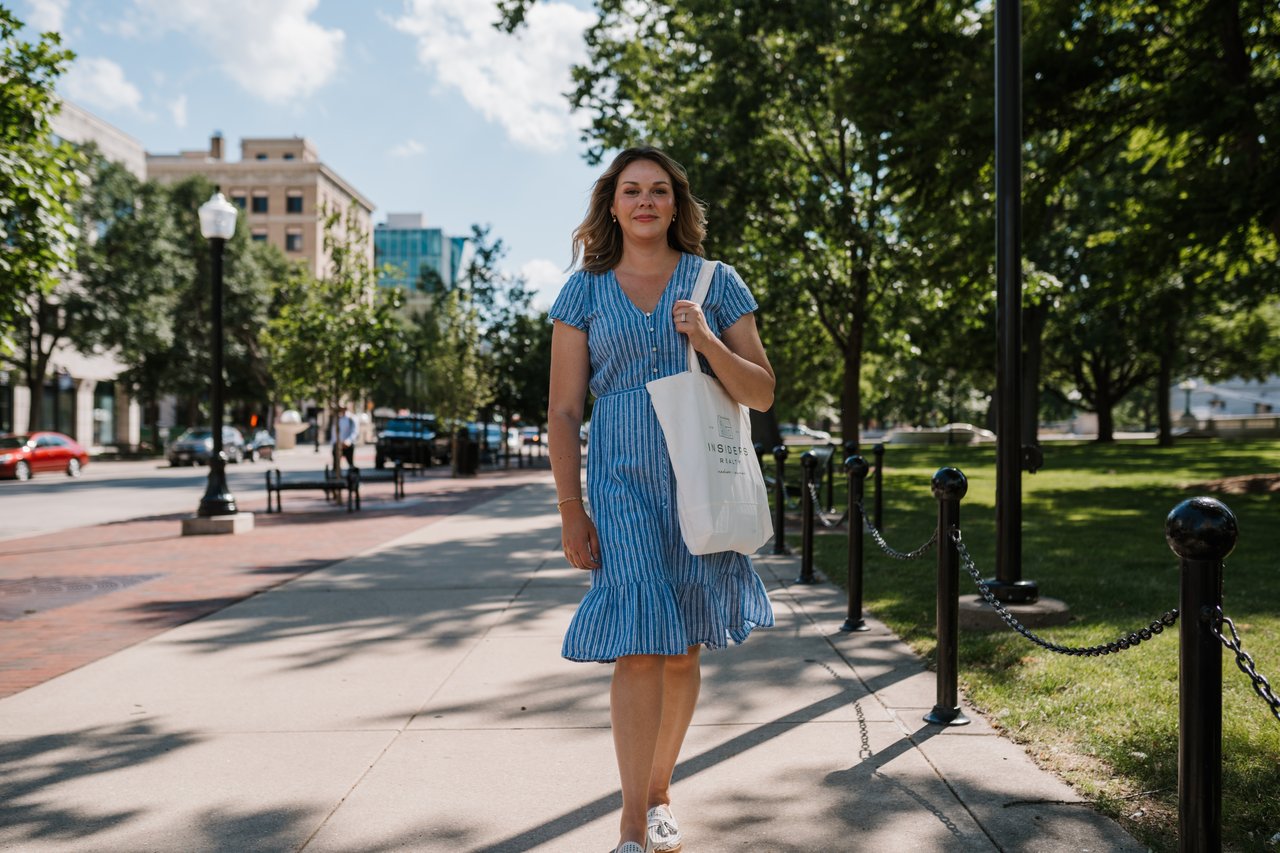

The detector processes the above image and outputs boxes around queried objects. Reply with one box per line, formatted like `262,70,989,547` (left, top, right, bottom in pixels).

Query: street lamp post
1180,379,1197,418
196,192,239,517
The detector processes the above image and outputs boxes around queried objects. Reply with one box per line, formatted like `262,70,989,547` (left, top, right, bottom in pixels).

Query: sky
19,0,604,308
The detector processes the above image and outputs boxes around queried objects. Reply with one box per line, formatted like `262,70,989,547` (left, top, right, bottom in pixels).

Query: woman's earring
611,214,617,223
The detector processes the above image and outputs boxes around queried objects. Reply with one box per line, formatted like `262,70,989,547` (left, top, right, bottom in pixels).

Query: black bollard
796,451,819,584
772,445,790,555
1166,497,1237,853
872,443,885,532
825,442,837,512
925,467,970,726
842,455,871,632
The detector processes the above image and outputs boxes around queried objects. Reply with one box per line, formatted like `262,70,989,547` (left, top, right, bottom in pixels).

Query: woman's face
610,158,676,244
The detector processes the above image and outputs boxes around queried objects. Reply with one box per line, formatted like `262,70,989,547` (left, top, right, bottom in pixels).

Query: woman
547,147,776,853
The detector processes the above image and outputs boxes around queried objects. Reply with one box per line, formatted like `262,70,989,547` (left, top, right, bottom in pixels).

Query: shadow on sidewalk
0,722,197,843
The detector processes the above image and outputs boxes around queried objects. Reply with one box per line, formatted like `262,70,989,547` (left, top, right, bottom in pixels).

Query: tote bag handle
683,260,719,373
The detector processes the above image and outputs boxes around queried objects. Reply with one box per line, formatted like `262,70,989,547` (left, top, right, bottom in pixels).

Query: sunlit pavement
0,470,1143,852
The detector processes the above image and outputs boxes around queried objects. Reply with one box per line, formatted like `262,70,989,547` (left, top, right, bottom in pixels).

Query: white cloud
393,0,593,152
169,94,188,128
521,258,569,309
63,56,144,113
390,139,426,158
134,0,344,103
24,0,68,33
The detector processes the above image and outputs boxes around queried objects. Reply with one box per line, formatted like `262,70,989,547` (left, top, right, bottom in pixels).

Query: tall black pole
197,236,237,517
991,0,1037,603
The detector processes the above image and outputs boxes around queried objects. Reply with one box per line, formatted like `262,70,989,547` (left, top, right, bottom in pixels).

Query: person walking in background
547,147,776,853
333,406,357,472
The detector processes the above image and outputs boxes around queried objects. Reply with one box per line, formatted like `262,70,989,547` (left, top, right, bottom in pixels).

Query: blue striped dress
550,252,775,663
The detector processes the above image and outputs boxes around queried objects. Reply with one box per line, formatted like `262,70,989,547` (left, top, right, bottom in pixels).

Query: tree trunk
841,331,863,452
25,377,41,433
1095,402,1116,442
1156,346,1174,447
23,316,50,433
839,266,868,452
145,397,161,456
330,404,343,475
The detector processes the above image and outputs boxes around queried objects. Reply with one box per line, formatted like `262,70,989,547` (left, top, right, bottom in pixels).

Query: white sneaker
614,842,649,853
647,804,682,852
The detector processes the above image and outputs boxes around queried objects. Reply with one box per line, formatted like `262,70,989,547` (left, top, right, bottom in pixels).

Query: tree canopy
0,7,82,351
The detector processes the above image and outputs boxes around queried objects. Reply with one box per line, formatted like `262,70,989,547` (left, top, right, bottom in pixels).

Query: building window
285,231,303,252
283,153,295,160
230,194,246,210
255,153,268,160
251,195,268,213
251,230,268,243
286,192,304,214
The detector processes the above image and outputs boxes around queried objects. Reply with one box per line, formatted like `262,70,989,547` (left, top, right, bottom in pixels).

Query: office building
374,213,468,295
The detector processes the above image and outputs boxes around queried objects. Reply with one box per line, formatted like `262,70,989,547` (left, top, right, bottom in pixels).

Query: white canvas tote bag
646,260,774,555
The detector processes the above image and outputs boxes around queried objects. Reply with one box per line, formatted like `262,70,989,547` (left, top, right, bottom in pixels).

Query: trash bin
454,429,479,476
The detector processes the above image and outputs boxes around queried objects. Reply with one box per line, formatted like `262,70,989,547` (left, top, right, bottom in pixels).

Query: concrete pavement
0,473,1145,851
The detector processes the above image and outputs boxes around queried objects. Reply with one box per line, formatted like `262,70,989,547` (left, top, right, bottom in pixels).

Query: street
0,445,373,541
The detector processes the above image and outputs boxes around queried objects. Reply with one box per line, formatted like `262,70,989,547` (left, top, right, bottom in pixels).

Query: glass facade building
374,214,465,292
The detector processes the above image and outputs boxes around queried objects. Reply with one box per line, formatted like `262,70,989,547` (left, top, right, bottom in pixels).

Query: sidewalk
0,474,1145,852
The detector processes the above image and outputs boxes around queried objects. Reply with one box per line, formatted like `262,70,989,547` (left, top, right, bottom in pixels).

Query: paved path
0,472,1143,851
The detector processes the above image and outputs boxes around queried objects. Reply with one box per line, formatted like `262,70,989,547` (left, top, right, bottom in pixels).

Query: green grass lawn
806,438,1280,852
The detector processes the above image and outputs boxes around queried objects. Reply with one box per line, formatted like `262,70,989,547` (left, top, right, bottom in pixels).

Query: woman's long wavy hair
571,146,708,273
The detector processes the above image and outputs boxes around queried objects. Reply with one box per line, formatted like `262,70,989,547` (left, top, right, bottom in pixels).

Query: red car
0,432,89,480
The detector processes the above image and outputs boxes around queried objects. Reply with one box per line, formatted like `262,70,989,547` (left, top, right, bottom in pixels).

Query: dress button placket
647,312,657,374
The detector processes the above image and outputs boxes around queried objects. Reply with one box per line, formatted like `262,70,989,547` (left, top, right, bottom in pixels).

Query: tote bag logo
717,415,737,440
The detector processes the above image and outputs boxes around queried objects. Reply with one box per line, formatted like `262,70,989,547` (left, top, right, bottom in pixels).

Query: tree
411,288,493,433
0,7,82,347
5,145,130,434
70,154,187,447
264,205,405,471
464,225,549,432
500,0,1278,444
502,1,997,446
1022,0,1280,443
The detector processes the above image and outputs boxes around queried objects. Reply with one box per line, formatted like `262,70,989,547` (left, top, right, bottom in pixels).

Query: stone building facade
146,135,374,275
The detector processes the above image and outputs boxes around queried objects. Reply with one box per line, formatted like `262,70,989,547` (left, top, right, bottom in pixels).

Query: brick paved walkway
0,466,550,699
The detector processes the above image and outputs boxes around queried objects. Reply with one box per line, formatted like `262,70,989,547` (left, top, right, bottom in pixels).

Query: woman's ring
680,312,687,323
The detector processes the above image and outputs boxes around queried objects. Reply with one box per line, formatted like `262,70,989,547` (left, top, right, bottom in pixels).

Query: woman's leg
648,645,701,809
612,654,666,844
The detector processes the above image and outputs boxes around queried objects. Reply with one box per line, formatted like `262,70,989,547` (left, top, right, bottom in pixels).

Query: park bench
264,466,359,514
350,463,405,501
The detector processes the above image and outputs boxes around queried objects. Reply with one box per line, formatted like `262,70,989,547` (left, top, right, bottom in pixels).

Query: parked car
167,426,247,466
779,423,833,445
246,429,276,462
520,426,545,446
375,415,445,468
886,422,996,445
0,431,89,480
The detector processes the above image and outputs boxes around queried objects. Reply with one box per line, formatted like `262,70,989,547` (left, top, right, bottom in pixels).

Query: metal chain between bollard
853,501,937,561
807,479,849,527
1212,606,1280,723
951,528,1179,657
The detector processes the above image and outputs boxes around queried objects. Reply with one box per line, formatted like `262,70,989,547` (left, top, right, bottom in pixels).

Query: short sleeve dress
549,253,775,662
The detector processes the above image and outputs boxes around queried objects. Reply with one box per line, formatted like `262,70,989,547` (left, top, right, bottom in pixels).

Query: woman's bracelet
557,496,584,510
